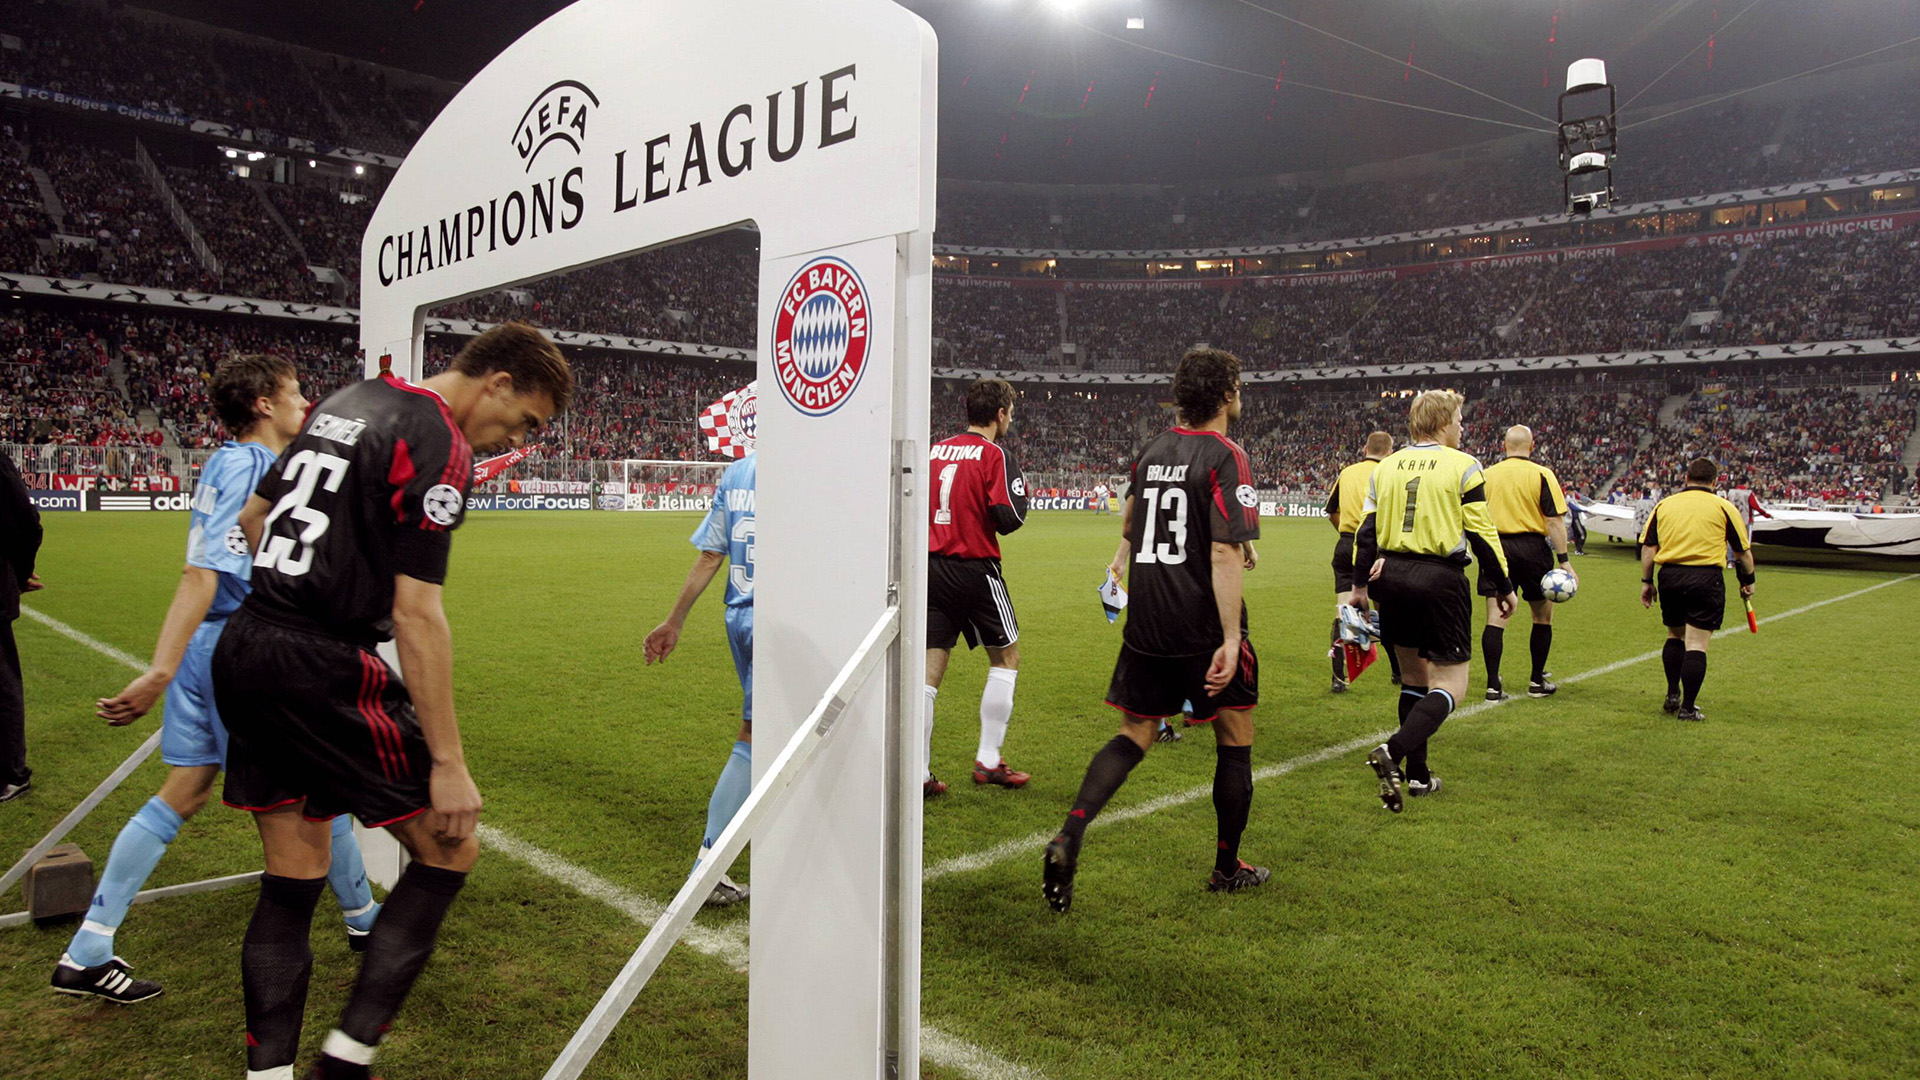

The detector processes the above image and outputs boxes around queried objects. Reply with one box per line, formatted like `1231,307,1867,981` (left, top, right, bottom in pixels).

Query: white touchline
923,571,1920,883
22,605,1049,1080
19,607,148,670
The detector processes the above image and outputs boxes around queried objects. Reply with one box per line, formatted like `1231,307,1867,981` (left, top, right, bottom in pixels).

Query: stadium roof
134,0,1920,185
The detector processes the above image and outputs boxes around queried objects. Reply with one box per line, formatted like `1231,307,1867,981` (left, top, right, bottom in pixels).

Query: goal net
607,459,728,511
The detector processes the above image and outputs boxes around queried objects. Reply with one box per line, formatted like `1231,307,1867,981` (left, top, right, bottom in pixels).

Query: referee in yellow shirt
1324,431,1394,692
1638,457,1756,721
1351,390,1516,812
1478,426,1576,701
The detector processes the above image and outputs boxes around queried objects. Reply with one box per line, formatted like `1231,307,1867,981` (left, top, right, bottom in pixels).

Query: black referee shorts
1105,638,1258,723
1479,533,1553,601
1332,532,1358,593
213,604,433,827
1373,555,1473,665
1657,564,1726,631
927,555,1018,651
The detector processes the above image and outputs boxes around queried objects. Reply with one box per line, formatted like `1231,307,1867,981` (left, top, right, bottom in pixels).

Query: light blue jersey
691,453,756,609
691,454,755,721
164,440,278,767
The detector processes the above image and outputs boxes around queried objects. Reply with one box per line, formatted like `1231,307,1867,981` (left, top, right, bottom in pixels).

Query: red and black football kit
1107,428,1262,722
927,432,1027,650
215,375,474,826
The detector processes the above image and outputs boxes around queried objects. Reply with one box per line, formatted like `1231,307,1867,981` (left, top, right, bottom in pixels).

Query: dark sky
130,0,1920,184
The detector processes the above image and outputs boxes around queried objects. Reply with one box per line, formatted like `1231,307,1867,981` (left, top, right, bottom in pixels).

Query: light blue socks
700,740,754,856
328,814,380,931
67,796,182,967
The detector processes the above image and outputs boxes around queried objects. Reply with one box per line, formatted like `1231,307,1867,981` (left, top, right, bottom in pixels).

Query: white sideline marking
19,606,147,671
28,606,1046,1080
474,824,750,970
926,572,1920,882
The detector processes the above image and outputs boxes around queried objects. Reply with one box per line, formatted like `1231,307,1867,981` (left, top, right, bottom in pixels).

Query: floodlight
225,149,238,159
354,165,365,175
1557,58,1616,215
1126,16,1145,29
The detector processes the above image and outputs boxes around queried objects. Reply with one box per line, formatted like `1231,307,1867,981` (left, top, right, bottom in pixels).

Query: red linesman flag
699,381,758,459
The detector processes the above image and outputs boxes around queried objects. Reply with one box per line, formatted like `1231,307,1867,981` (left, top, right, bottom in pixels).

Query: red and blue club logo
771,256,871,417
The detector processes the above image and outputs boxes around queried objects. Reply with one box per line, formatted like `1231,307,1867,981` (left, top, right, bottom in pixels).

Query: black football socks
1662,638,1685,695
1680,650,1707,709
332,862,469,1058
1530,624,1553,683
1058,735,1145,852
242,873,326,1073
1386,689,1455,774
1397,685,1430,783
1212,744,1253,876
1481,625,1504,692
1330,618,1345,684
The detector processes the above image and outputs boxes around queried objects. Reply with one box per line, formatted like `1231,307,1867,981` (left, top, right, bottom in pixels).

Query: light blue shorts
160,619,230,768
724,605,753,724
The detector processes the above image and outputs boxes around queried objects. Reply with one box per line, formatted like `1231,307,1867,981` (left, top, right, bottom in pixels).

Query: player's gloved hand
97,670,170,726
1496,591,1518,620
643,621,681,665
1204,638,1240,695
429,761,483,844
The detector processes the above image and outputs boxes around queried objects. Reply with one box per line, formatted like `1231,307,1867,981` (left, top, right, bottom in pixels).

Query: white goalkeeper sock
923,685,939,781
977,667,1017,768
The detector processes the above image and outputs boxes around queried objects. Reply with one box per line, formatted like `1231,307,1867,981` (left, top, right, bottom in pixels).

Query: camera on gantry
1558,58,1616,216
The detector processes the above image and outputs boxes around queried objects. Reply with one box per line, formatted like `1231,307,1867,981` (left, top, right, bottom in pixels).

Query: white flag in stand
698,382,758,459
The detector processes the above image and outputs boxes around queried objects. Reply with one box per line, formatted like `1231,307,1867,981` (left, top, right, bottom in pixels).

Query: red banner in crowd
43,474,181,492
937,210,1920,292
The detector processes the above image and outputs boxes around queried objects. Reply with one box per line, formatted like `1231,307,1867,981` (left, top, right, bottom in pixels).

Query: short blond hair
1408,389,1464,441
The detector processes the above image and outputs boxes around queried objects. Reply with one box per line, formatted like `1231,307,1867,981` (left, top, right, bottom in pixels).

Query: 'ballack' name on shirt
1144,464,1188,482
309,413,367,446
931,444,986,461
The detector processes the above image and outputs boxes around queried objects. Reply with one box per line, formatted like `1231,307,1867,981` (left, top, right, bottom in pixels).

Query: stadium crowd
1615,383,1915,504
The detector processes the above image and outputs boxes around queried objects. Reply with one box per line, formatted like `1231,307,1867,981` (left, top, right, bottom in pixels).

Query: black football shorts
1333,532,1358,593
927,555,1018,651
1657,564,1726,631
214,603,433,827
1479,532,1553,601
1105,637,1258,723
1373,555,1473,664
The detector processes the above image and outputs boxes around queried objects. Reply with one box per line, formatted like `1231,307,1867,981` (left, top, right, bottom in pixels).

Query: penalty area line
23,605,1048,1080
924,572,1920,883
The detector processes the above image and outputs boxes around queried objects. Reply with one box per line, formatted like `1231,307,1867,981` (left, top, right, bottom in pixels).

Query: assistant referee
1478,425,1575,701
1324,431,1394,692
1638,457,1755,721
1351,390,1514,812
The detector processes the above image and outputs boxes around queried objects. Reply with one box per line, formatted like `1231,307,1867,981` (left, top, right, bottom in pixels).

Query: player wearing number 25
211,323,570,1080
1044,347,1266,916
1349,389,1514,814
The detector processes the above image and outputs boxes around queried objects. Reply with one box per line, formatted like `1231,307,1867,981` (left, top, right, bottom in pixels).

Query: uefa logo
771,256,871,416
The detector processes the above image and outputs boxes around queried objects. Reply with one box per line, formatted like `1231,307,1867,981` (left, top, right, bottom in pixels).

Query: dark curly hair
965,378,1016,427
211,353,297,435
1171,347,1241,427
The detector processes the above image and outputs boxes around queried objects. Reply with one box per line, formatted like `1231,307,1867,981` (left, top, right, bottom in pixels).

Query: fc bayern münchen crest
771,256,870,416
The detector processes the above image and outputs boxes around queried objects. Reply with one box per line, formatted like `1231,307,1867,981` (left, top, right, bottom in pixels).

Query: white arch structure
358,2,936,1076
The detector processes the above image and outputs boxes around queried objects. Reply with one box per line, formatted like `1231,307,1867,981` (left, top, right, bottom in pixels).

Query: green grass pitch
1,510,1916,1079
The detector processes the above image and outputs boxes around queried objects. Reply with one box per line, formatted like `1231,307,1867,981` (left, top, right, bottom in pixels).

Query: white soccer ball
1541,568,1578,603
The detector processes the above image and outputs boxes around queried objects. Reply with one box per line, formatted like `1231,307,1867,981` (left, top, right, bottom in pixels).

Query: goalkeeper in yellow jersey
1350,390,1514,812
